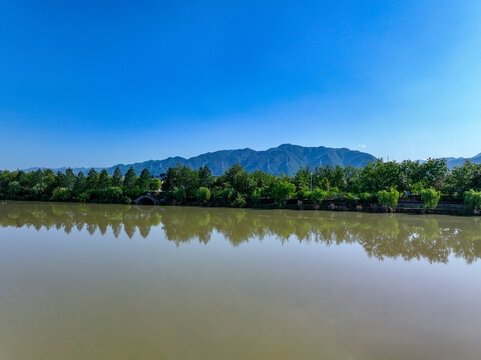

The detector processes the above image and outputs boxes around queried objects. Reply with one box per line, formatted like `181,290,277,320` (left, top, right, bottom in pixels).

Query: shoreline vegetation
1,159,481,215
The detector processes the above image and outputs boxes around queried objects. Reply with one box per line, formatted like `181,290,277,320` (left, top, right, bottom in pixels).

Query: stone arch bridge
134,193,164,206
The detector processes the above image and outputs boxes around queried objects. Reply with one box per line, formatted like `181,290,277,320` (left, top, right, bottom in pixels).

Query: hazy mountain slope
22,147,481,175
104,144,376,176
23,144,378,176
445,153,481,168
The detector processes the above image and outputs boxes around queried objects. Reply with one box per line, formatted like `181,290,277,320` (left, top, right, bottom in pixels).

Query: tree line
1,158,481,209
0,167,161,204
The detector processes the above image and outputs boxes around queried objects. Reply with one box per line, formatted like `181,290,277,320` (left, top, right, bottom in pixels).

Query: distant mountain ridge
23,144,377,176
445,153,481,168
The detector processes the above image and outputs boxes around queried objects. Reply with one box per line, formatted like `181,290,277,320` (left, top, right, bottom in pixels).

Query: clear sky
1,0,481,169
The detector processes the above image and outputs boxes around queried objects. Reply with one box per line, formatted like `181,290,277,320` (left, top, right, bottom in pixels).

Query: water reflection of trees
1,202,481,264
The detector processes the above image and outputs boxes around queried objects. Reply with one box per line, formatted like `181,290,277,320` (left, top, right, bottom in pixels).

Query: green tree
56,171,66,188
411,182,425,195
64,168,76,190
217,185,235,206
112,167,123,187
7,181,22,199
74,171,87,192
464,189,481,210
173,187,187,202
445,161,481,197
31,182,47,199
101,187,124,203
377,187,400,207
196,187,211,203
198,166,214,188
87,168,99,189
358,160,401,193
162,163,198,196
123,167,137,190
271,180,295,206
421,188,441,208
232,193,247,208
309,188,328,204
222,163,253,195
51,187,70,201
33,169,44,186
250,188,261,205
293,166,312,191
139,168,151,191
98,169,110,190
149,178,162,192
419,158,449,190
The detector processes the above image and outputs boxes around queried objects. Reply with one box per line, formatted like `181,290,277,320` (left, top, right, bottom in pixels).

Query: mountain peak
23,144,378,176
116,145,372,175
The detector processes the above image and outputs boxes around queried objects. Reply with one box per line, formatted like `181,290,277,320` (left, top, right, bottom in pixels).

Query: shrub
173,187,187,202
250,188,261,205
358,192,375,202
232,193,247,208
75,192,90,202
51,187,70,201
421,187,441,208
464,189,481,210
102,187,124,203
149,178,162,192
7,181,22,199
219,186,235,205
85,188,123,203
196,187,211,203
31,182,47,198
123,186,144,198
377,187,399,207
271,180,296,205
120,196,132,204
328,187,341,197
411,182,425,195
309,188,328,204
345,193,359,204
303,190,313,201
295,189,307,201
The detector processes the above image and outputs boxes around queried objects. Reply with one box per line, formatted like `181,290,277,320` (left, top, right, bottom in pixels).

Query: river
1,201,480,359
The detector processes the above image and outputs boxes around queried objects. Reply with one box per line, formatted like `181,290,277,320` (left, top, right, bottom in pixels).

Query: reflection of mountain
2,202,481,264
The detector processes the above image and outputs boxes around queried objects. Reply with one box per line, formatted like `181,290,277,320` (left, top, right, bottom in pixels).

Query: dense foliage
464,190,481,210
0,166,159,204
377,188,400,208
421,188,442,209
1,158,481,209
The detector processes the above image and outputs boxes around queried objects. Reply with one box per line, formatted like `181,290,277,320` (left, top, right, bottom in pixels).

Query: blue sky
1,0,481,169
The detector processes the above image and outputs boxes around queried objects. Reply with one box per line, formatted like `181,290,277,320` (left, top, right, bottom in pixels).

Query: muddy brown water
1,201,480,360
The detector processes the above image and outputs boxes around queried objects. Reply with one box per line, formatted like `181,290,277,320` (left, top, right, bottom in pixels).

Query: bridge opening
137,197,155,205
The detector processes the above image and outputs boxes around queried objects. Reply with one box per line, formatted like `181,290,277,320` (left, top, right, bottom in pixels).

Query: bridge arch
134,195,158,205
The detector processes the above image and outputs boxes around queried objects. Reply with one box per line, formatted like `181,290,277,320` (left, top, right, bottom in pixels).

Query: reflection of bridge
134,194,163,205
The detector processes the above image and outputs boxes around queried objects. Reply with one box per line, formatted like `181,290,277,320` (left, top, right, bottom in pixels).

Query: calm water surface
1,201,481,360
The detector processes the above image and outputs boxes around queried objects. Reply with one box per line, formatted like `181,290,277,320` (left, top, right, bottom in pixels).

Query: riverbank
137,195,477,216
2,194,478,216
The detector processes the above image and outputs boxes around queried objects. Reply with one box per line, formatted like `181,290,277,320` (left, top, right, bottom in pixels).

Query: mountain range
23,144,481,176
444,153,481,168
24,144,376,176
